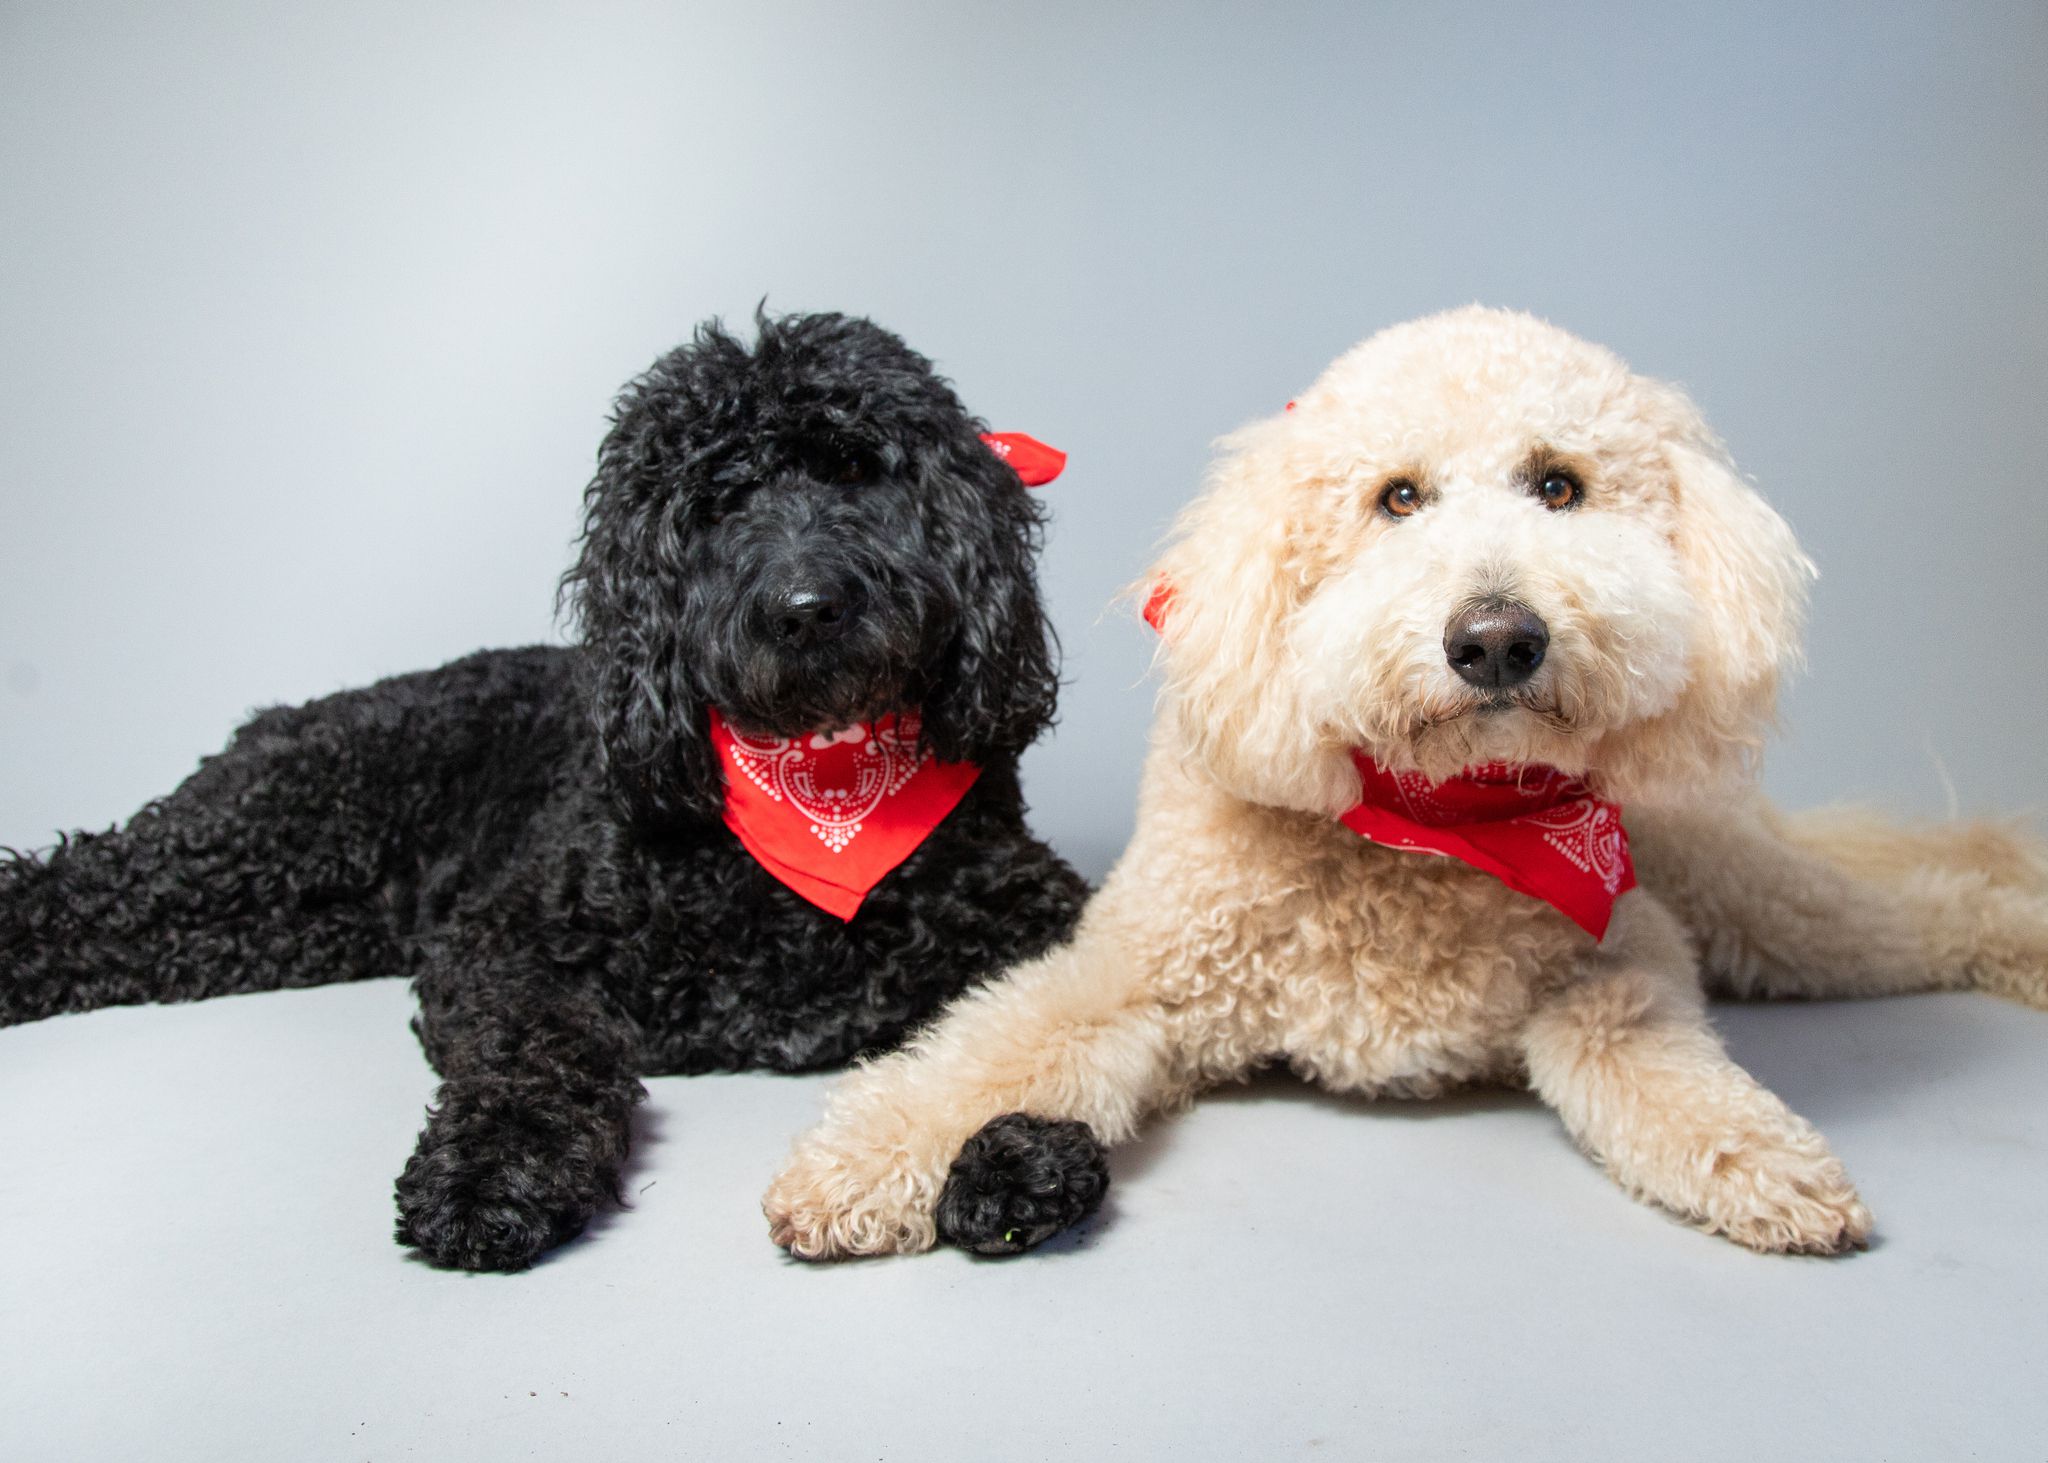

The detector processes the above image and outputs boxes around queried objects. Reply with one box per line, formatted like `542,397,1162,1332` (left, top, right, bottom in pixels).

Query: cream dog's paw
1690,1131,1871,1255
763,1141,941,1261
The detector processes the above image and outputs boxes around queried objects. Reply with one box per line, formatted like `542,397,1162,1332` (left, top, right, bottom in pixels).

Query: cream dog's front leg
1519,894,1871,1254
764,920,1194,1260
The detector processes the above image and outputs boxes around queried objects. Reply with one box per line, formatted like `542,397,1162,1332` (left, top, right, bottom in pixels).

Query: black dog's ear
559,338,735,829
914,433,1062,767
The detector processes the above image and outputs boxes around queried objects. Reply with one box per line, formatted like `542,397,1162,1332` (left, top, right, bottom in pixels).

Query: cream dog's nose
1444,599,1549,689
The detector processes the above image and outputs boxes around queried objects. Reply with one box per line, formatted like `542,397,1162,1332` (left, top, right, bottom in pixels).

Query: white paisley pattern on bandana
722,713,930,852
1522,794,1630,894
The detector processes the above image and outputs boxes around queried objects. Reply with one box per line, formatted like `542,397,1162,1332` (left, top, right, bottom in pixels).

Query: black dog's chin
719,695,907,740
710,653,918,740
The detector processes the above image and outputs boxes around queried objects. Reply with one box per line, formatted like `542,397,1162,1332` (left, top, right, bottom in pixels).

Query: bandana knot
978,432,1066,486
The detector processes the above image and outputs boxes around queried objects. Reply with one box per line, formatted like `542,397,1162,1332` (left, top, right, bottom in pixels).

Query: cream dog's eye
1535,471,1581,511
1379,479,1423,519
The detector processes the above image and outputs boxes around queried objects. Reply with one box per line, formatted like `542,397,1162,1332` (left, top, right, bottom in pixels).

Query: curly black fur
935,1112,1110,1256
0,311,1086,1272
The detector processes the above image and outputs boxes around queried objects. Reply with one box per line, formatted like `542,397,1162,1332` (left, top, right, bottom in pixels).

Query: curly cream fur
764,306,2048,1261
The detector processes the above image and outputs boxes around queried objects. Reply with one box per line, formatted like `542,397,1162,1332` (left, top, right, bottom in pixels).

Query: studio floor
3,979,2044,1461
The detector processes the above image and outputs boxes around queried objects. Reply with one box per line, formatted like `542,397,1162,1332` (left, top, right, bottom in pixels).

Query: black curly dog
0,310,1107,1270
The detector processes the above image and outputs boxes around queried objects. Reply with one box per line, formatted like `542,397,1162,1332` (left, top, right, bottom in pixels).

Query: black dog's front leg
395,911,643,1273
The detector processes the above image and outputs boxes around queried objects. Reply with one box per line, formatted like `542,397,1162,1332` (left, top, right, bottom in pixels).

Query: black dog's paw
394,1147,598,1274
393,1098,620,1272
935,1112,1109,1258
395,1176,574,1274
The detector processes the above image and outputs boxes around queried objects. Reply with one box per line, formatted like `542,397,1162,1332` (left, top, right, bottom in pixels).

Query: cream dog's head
1147,306,1813,814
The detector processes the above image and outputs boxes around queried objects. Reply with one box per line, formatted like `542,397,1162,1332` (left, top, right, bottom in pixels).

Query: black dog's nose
1444,599,1549,690
773,585,862,647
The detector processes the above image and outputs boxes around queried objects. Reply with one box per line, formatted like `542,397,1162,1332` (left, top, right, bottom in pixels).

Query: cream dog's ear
1138,418,1359,815
1667,432,1814,703
1601,386,1817,802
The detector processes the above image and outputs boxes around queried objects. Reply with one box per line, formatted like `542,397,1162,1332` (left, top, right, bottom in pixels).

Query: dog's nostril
1443,600,1549,690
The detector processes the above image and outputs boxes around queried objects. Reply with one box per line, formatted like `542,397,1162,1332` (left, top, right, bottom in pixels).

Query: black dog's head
562,310,1059,829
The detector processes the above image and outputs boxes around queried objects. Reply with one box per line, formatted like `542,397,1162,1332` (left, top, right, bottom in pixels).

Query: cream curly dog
765,306,2048,1260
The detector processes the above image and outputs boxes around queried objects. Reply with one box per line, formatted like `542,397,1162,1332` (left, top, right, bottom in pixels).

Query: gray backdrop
6,8,2048,1462
3,2,2044,872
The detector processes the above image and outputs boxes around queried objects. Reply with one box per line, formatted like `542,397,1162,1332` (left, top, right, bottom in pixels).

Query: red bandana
710,710,981,920
1141,579,1176,633
1340,758,1635,939
979,432,1066,486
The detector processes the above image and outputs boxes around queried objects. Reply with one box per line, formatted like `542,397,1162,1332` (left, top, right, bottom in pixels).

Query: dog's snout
1444,599,1549,690
773,584,864,648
